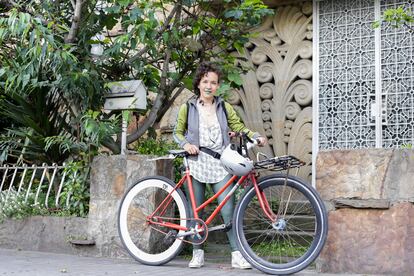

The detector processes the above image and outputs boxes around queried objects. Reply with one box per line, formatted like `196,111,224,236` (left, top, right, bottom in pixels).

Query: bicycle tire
233,174,328,275
118,176,189,265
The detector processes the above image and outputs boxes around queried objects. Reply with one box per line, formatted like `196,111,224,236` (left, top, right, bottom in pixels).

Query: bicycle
118,132,328,275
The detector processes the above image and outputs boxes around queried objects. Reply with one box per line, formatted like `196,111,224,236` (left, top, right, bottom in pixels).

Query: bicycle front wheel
118,176,189,265
234,174,328,275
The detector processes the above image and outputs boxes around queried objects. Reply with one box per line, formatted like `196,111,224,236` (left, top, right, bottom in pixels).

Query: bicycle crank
163,230,178,245
176,218,208,245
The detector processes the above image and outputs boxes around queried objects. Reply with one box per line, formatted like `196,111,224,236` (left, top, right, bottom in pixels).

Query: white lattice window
315,0,414,149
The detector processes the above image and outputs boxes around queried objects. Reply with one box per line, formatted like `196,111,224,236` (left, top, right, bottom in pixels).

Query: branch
124,3,180,66
155,86,185,124
65,0,83,44
126,50,171,143
102,138,120,154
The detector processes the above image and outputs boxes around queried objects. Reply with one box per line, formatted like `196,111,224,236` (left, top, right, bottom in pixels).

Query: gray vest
186,97,230,147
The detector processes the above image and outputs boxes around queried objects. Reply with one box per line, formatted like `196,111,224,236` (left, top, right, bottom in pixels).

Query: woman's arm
225,102,259,139
225,102,267,145
173,104,189,148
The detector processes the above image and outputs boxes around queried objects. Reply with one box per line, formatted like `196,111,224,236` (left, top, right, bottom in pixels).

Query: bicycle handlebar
228,131,262,147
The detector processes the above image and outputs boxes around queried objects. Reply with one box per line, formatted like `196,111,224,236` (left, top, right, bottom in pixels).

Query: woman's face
198,72,219,102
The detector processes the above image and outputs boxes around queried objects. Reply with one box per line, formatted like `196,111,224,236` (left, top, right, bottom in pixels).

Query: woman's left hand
257,136,268,146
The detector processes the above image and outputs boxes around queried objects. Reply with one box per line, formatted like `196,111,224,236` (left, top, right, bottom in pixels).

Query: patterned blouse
188,103,228,183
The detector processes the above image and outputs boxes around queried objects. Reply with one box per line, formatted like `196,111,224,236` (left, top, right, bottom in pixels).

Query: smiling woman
173,61,267,269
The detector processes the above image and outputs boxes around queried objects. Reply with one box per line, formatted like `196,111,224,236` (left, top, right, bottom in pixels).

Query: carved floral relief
229,2,313,180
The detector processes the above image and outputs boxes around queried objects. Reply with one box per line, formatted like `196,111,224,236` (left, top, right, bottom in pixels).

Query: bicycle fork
250,173,278,223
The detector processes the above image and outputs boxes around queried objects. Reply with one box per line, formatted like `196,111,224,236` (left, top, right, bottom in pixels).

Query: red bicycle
118,132,328,275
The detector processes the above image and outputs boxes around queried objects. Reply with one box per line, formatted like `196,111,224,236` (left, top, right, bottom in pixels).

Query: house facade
221,0,414,183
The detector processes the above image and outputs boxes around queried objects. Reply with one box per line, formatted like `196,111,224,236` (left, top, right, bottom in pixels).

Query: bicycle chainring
185,218,208,245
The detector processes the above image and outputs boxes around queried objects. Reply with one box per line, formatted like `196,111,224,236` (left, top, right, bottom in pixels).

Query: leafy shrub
0,188,49,222
135,137,183,182
59,161,90,217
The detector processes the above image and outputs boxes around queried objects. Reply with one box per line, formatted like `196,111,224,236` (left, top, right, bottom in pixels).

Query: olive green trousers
185,174,238,251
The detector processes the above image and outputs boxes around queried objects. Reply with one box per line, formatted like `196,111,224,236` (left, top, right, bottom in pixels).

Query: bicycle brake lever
147,154,175,161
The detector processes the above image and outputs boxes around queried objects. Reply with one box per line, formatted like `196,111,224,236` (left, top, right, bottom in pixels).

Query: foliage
59,160,90,217
44,110,120,163
0,0,273,164
0,188,42,222
0,161,90,221
0,88,74,164
400,143,412,149
135,137,183,182
252,241,308,258
0,6,105,164
373,5,414,31
135,137,178,156
0,187,74,222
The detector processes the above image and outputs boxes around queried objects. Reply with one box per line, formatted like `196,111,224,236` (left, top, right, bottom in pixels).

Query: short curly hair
192,61,222,96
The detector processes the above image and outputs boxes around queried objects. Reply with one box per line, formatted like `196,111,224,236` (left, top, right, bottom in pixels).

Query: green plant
59,161,90,217
1,1,273,162
0,188,48,222
44,110,120,163
0,161,91,220
373,5,414,31
135,137,177,156
0,8,105,163
135,137,184,183
252,241,308,258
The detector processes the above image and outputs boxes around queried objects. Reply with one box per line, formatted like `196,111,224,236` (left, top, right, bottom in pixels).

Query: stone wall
87,154,173,258
0,154,173,258
0,216,90,255
316,149,414,274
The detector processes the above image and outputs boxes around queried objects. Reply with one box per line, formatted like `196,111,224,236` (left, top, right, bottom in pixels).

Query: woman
173,62,266,269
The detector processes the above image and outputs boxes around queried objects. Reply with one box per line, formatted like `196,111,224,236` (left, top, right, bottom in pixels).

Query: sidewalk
0,248,367,276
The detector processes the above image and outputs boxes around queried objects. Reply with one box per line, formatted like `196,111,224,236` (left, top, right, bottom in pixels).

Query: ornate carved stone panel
229,2,313,180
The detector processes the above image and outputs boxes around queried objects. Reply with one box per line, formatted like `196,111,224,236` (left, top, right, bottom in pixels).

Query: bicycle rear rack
254,155,305,171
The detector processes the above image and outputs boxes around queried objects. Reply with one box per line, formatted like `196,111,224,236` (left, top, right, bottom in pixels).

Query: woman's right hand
183,143,200,155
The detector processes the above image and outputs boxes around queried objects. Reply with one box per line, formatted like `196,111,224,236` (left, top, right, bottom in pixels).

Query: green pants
185,174,238,251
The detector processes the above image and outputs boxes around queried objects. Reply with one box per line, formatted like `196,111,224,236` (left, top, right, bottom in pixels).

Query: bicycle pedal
163,230,177,245
224,222,232,232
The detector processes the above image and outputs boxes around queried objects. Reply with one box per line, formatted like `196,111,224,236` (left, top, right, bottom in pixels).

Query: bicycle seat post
183,155,189,170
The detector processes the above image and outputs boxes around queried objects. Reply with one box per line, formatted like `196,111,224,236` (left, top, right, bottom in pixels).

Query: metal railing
0,163,83,209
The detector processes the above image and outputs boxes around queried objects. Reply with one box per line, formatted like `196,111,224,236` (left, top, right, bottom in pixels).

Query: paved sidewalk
0,248,367,276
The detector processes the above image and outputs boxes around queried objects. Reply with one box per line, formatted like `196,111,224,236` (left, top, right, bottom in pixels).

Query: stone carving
230,2,313,181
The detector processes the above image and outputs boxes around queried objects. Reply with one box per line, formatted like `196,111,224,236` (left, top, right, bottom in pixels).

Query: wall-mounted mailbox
104,80,147,111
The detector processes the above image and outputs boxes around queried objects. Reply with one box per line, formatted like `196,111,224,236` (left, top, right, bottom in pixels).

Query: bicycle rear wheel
118,176,189,265
234,174,328,275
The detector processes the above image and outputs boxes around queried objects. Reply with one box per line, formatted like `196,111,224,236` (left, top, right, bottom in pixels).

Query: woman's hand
183,143,200,155
257,136,268,146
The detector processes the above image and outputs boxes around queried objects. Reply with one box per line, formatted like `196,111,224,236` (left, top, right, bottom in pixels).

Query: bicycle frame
147,156,277,232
